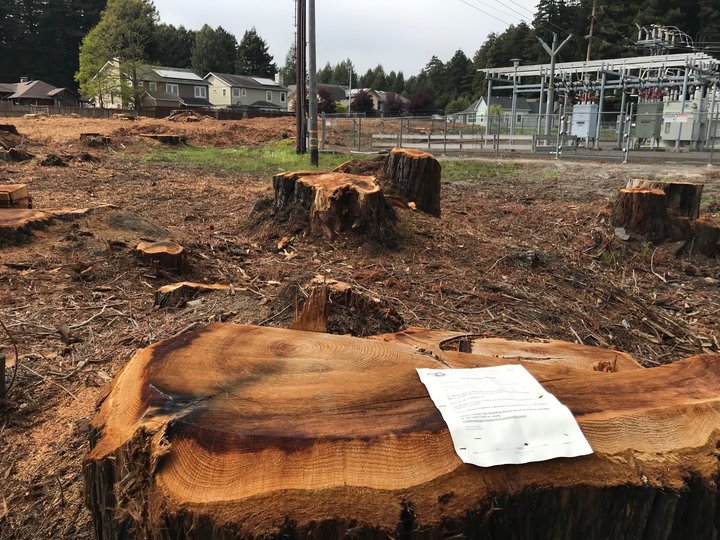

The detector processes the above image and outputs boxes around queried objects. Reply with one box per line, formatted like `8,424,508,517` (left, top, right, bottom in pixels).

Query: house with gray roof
0,78,78,106
205,73,288,110
453,95,532,126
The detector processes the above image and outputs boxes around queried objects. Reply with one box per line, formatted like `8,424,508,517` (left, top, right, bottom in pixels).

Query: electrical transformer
634,102,664,140
571,103,598,139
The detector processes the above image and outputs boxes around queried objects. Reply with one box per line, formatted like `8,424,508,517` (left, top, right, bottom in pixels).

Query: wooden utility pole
586,0,597,63
308,0,318,166
295,0,306,154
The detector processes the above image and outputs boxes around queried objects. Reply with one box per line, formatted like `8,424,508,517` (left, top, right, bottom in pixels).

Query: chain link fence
319,107,720,164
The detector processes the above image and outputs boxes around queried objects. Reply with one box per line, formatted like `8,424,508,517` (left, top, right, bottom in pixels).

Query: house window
266,91,272,101
137,81,144,87
242,88,247,97
222,89,227,97
194,86,207,98
232,88,240,98
166,83,179,95
149,82,157,91
280,92,286,103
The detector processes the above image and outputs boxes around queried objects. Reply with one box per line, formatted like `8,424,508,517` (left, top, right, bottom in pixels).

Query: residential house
205,73,288,110
375,90,409,115
287,83,346,112
0,78,78,106
454,96,532,126
92,61,211,109
345,88,381,112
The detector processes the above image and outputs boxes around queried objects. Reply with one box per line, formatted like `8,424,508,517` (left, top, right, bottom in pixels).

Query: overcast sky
152,0,539,76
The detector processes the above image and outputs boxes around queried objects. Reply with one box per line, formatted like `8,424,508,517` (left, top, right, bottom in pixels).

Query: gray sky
152,0,539,76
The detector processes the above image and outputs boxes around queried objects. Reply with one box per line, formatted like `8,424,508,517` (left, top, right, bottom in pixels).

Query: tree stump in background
691,218,720,258
135,241,189,273
154,282,230,308
611,188,671,243
383,148,442,217
85,324,720,539
273,171,397,245
626,179,704,220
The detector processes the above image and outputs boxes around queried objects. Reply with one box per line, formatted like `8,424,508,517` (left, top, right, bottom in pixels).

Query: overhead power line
457,0,514,27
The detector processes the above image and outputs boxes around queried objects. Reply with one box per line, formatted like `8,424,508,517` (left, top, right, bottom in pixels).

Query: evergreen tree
151,23,195,68
330,59,357,87
191,25,237,76
235,27,276,77
318,62,333,83
279,44,296,86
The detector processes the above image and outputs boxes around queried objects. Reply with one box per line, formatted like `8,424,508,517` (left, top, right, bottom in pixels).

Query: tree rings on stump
85,323,720,539
154,282,231,308
135,241,189,273
383,148,442,217
611,188,671,244
273,171,397,245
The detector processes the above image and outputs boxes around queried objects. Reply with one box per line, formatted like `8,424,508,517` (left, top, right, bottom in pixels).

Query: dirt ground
0,116,719,539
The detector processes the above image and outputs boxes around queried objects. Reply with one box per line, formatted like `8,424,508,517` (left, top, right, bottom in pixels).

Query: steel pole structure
537,69,545,135
307,0,318,166
674,64,690,151
484,78,493,136
616,83,627,149
593,71,606,149
706,83,717,150
510,59,520,143
295,0,306,154
539,33,573,136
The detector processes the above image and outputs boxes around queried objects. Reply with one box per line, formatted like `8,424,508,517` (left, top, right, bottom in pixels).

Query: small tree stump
138,134,187,145
154,282,231,308
84,324,720,539
626,179,703,220
383,148,442,217
0,184,31,209
273,171,397,245
611,188,671,243
691,218,720,258
80,133,111,146
0,124,18,135
135,241,189,273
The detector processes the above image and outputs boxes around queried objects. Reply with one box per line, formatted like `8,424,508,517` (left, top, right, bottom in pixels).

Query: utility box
661,99,708,147
571,103,598,139
634,102,664,139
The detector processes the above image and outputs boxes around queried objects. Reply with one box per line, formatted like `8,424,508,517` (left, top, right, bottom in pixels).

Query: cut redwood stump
611,188,671,243
0,124,19,135
273,171,397,245
626,179,703,220
0,207,91,246
138,134,187,145
0,184,32,209
80,133,111,146
135,241,189,273
383,148,442,217
690,217,720,258
85,323,720,539
154,282,231,308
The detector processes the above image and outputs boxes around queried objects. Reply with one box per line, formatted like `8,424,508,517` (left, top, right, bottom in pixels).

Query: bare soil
0,116,719,539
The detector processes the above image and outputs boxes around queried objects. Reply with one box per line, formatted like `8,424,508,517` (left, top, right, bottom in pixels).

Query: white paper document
417,365,593,467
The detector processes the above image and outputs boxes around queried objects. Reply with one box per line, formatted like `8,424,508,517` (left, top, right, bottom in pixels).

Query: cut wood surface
273,171,397,245
626,179,703,220
0,207,90,245
383,147,442,217
154,282,231,308
0,184,31,208
373,327,642,372
85,324,720,539
135,241,189,273
611,188,671,243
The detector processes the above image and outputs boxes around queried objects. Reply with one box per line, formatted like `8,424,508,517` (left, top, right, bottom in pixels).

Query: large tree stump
611,188,671,243
626,179,703,220
0,207,90,246
273,171,397,245
85,324,720,539
383,148,442,217
0,184,31,208
135,241,189,273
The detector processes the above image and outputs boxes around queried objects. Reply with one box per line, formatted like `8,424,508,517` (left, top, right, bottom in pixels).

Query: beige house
205,73,288,110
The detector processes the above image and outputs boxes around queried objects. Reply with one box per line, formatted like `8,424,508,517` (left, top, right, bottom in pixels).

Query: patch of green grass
439,159,521,182
141,139,364,175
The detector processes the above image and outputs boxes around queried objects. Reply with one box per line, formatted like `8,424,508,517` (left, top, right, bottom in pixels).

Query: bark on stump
273,171,397,245
690,218,720,258
383,148,442,217
611,188,671,244
626,179,703,220
85,323,720,539
135,241,189,273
